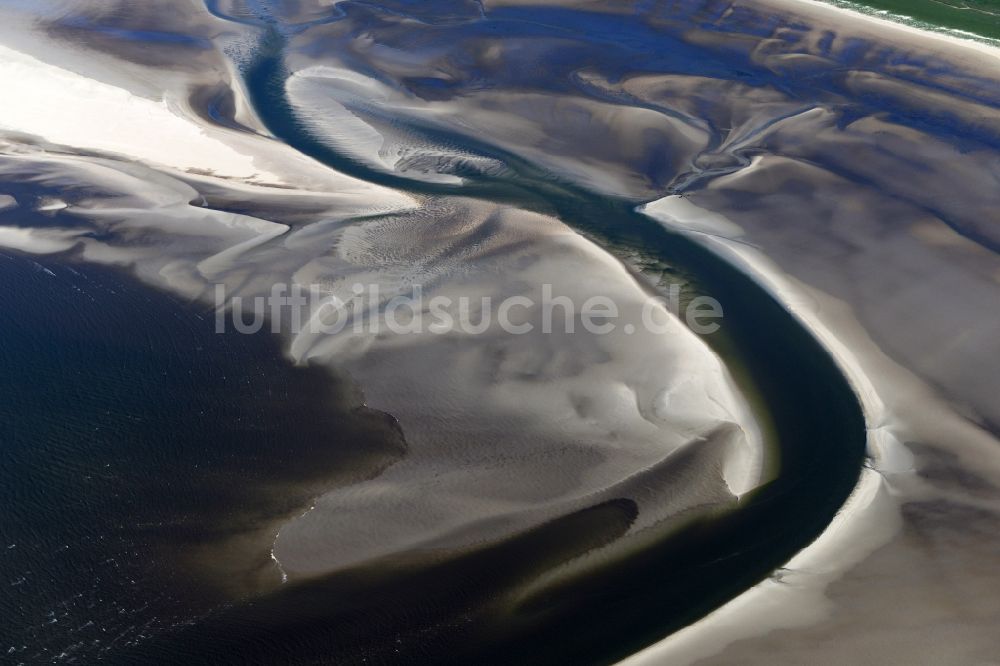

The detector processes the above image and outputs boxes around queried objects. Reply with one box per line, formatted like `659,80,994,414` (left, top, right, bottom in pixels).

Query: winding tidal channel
5,0,1000,664
219,23,867,663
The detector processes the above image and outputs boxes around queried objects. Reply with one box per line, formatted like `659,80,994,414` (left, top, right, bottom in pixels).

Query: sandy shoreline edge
623,195,900,665
764,0,1000,66
1,0,997,661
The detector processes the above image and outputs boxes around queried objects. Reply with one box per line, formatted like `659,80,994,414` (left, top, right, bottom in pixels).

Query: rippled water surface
2,0,998,663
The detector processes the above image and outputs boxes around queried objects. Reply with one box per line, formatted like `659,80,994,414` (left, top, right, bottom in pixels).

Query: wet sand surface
0,0,998,664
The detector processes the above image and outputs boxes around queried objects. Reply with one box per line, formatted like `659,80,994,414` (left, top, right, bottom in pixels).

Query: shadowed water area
0,254,405,661
6,0,1000,663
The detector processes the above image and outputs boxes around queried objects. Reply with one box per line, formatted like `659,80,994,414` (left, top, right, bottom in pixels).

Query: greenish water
137,27,866,666
821,0,1000,43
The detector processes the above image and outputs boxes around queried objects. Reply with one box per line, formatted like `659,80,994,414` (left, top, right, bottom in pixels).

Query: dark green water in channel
1,2,878,663
125,29,866,665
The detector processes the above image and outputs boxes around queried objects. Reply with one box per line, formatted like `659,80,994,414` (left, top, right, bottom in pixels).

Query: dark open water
0,253,404,663
0,0,877,663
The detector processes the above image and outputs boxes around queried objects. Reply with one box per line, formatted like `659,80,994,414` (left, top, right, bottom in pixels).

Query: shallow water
5,0,999,662
0,3,871,663
0,254,404,662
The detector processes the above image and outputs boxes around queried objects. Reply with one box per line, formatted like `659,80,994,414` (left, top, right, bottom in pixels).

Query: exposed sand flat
0,40,411,205
633,158,1000,663
283,0,1000,206
618,468,901,666
766,0,1000,65
287,65,469,184
487,0,1000,69
0,8,765,607
0,0,267,136
447,1,1000,661
0,143,765,589
0,1,417,209
284,26,715,197
272,197,763,575
0,44,269,179
0,225,83,254
285,60,706,195
2,0,999,661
